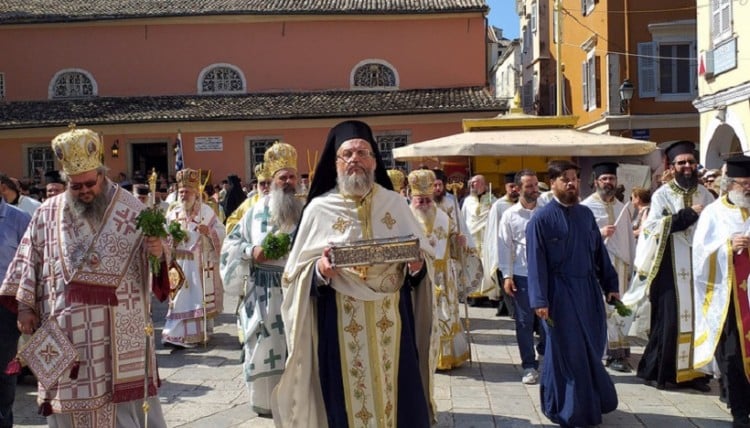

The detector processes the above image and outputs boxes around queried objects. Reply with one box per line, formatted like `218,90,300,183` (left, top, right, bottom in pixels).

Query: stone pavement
13,295,733,427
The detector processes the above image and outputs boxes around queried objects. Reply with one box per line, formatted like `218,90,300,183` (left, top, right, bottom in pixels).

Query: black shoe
686,379,711,393
733,415,750,428
608,358,631,373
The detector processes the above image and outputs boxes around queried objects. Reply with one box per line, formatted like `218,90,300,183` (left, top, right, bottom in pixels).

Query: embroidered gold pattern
381,212,396,230
376,314,394,333
332,217,352,233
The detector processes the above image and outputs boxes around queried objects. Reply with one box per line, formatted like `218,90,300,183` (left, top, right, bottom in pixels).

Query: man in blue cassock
526,160,619,428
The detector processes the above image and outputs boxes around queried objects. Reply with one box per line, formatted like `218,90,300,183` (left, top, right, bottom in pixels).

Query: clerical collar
340,185,374,203
593,192,615,205
668,180,696,194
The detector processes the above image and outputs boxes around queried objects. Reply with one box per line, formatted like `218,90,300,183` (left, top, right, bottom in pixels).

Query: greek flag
174,132,184,171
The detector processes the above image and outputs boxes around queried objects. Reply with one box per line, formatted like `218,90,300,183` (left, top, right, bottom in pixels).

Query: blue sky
487,0,519,39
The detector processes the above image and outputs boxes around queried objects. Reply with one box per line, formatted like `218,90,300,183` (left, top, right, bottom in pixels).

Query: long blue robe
526,199,619,427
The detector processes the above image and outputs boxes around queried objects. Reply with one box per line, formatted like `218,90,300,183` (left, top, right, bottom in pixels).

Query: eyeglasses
732,179,750,189
69,174,101,191
673,159,697,167
337,149,373,162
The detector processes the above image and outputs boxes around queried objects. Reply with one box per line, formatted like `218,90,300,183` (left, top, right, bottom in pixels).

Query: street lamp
111,139,120,158
619,79,634,114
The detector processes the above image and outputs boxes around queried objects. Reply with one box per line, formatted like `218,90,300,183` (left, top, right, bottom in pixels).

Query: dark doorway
131,142,169,180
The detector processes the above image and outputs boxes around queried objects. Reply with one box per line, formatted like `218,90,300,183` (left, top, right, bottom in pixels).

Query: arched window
198,64,246,94
351,61,398,89
49,69,97,99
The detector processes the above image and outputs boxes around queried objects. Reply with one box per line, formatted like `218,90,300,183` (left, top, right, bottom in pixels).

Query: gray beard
337,170,374,197
68,180,112,228
729,189,750,208
411,203,436,227
596,185,615,200
269,185,303,232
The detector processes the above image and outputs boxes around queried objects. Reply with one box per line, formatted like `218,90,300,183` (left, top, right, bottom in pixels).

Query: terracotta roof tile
0,1,488,24
0,87,503,129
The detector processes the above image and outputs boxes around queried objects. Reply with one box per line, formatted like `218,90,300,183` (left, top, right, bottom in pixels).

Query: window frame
711,0,732,45
197,63,246,95
374,131,410,171
350,59,399,90
48,69,97,99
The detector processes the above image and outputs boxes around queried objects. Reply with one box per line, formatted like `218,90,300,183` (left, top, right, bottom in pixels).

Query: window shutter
594,55,602,108
607,53,621,114
638,42,658,98
711,0,720,40
720,0,731,36
582,61,589,110
588,55,601,110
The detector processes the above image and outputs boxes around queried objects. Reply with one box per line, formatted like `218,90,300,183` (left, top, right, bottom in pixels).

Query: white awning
393,128,657,160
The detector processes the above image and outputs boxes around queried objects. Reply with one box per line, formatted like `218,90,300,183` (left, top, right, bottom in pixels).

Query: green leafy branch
136,207,168,275
261,232,292,260
136,209,189,275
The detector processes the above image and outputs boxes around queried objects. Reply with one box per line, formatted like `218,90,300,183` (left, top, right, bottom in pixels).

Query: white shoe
522,368,539,385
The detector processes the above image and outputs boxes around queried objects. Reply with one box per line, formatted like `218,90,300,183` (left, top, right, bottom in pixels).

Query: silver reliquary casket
329,235,421,268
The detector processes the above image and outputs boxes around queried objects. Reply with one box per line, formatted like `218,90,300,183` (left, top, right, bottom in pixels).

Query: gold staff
198,170,212,346
142,168,158,427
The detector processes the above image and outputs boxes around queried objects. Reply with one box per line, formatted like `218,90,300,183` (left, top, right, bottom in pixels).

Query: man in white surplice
692,155,750,427
462,174,496,304
219,142,302,416
483,171,520,315
163,168,225,348
623,140,714,390
581,162,635,373
271,120,434,428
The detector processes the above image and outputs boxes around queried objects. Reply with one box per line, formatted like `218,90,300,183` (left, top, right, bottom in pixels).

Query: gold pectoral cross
354,266,369,280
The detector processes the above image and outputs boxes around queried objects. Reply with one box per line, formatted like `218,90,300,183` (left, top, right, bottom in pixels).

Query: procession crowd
0,121,747,428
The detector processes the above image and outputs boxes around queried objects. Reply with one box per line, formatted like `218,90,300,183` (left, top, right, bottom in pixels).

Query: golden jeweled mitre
408,169,436,197
264,141,297,177
254,162,270,181
387,169,406,192
52,125,104,176
175,168,201,190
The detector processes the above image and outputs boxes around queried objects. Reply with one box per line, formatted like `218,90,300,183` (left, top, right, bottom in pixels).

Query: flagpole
175,129,185,173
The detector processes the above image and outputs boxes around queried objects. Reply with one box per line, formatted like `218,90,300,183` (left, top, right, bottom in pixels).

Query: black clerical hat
305,120,392,205
504,172,517,184
45,170,64,184
134,184,149,196
432,168,447,183
725,155,750,178
664,140,696,162
592,162,618,178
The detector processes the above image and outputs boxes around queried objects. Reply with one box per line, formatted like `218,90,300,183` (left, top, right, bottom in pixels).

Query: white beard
410,203,436,228
729,189,750,208
337,170,374,197
269,184,303,233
